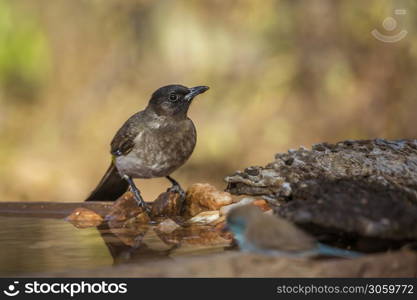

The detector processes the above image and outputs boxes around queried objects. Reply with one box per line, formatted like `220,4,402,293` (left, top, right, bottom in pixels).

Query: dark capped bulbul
85,84,209,213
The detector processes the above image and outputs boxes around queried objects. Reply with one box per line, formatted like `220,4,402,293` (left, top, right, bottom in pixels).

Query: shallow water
0,216,229,276
0,217,113,275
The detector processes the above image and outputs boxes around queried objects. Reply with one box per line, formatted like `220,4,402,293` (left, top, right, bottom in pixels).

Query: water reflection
0,216,231,275
0,217,112,276
97,223,175,265
97,222,230,265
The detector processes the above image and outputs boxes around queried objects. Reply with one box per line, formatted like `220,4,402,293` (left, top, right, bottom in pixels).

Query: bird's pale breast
115,117,196,178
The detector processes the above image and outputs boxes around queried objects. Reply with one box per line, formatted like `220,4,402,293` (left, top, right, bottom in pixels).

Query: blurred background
0,0,416,203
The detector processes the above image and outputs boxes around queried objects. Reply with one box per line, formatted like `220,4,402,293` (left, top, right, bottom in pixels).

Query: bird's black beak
185,86,209,102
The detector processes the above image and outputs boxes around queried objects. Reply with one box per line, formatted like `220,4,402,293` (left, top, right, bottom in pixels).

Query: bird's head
225,205,263,236
147,84,209,118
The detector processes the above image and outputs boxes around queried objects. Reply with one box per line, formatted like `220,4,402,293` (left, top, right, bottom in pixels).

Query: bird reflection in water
96,221,231,265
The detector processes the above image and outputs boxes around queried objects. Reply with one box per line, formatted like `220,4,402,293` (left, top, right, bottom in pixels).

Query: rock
66,207,103,222
212,218,233,240
105,192,144,222
226,139,417,201
151,191,183,217
210,215,226,226
65,207,103,228
124,213,151,227
219,198,255,216
279,178,417,241
156,218,181,234
224,139,417,251
252,199,271,211
184,183,233,217
188,211,220,225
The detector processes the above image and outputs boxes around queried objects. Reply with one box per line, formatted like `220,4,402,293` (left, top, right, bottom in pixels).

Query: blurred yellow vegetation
0,0,416,202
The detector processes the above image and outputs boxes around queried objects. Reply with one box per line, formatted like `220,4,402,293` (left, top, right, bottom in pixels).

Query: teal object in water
225,205,361,258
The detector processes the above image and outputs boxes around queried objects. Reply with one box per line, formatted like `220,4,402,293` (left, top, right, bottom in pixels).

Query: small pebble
188,211,220,224
157,218,181,234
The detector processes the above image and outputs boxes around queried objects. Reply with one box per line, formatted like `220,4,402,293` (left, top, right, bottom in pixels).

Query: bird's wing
246,216,315,252
110,112,145,157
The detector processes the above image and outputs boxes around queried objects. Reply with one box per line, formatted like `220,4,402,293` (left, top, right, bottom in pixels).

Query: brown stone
213,220,233,240
188,211,220,225
210,215,226,226
65,207,103,228
151,191,183,217
124,213,151,227
156,218,181,234
252,199,271,211
184,183,233,217
105,192,144,222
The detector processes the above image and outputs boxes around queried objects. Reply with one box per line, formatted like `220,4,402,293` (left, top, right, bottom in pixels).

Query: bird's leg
166,175,186,199
123,175,151,214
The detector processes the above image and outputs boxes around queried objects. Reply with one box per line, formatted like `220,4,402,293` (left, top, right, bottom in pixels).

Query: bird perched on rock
85,84,209,213
225,205,361,258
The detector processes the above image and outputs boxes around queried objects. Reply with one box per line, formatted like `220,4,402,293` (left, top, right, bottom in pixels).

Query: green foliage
0,0,49,101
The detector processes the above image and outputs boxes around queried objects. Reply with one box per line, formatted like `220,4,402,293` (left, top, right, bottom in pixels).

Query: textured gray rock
225,139,417,250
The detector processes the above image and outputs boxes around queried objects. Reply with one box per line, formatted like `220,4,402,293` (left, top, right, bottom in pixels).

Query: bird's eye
169,93,178,101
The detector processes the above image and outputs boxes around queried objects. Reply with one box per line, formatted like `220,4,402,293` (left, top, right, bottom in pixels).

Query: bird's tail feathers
85,161,128,201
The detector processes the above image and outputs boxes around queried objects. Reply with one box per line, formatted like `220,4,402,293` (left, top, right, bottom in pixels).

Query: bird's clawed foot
124,175,151,215
167,184,186,199
133,193,151,215
166,176,186,200
130,188,151,215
